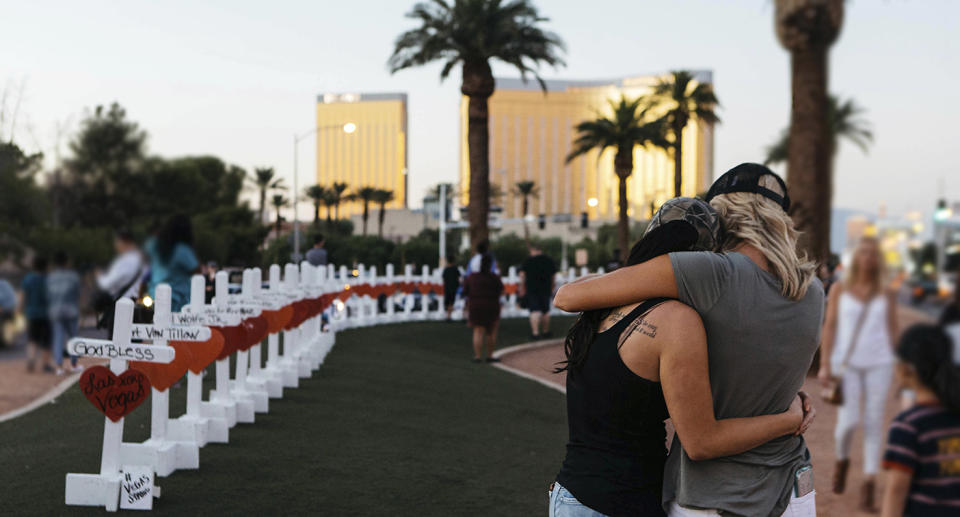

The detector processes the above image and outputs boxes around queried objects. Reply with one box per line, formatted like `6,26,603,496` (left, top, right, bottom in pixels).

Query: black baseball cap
705,163,790,211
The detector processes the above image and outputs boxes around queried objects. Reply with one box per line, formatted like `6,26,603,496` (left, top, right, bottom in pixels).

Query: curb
491,338,566,394
0,371,85,423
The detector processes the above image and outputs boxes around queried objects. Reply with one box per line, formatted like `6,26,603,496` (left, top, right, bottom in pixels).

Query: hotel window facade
459,73,715,220
316,92,408,217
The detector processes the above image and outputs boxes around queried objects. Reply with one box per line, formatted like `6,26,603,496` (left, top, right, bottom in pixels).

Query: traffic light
580,211,588,229
538,213,546,230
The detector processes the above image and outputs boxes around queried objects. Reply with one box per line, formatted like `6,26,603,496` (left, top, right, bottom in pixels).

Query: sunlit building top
460,71,715,220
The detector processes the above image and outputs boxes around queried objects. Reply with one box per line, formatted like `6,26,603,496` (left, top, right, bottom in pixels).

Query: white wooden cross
65,298,169,511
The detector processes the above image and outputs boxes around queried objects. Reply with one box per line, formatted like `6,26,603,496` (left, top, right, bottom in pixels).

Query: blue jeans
50,316,78,367
549,483,608,517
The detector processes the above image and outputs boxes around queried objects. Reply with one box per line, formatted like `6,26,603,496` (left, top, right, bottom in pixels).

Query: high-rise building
316,92,408,217
459,72,715,220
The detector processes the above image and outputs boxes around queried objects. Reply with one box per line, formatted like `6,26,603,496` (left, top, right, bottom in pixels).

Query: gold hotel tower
459,72,714,220
316,92,408,216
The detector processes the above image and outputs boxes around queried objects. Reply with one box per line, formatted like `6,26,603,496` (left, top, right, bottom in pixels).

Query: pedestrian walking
519,244,556,339
47,251,82,374
463,254,503,363
819,235,898,512
22,256,52,373
441,254,461,321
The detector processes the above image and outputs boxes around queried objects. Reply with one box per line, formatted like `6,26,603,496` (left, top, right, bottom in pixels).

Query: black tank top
556,298,670,517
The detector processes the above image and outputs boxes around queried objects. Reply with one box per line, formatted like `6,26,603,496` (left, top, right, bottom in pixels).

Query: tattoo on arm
618,317,657,349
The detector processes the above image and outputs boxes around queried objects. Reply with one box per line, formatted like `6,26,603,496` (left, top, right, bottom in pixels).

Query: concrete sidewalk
0,326,107,417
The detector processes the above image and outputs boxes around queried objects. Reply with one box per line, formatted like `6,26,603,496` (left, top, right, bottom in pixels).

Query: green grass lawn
0,317,573,516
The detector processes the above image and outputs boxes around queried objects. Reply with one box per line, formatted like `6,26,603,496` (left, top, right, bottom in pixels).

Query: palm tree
251,167,285,224
774,0,845,263
331,182,349,220
764,95,872,166
354,186,379,235
270,194,289,237
566,96,667,262
648,71,719,197
389,0,565,251
304,185,328,226
511,180,539,240
322,190,338,227
372,189,396,238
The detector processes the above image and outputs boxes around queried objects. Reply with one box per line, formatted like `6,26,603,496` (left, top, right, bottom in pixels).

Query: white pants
667,490,816,517
834,365,893,475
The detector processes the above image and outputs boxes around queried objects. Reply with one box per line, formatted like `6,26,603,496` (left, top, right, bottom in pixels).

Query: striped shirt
883,404,960,516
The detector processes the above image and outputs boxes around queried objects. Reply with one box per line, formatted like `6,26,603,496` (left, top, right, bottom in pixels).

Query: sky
1,0,957,224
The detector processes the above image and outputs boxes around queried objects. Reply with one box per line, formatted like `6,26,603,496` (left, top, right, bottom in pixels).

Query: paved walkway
0,327,106,417
499,306,933,517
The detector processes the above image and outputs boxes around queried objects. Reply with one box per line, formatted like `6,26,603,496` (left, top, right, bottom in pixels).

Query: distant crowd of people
0,213,202,373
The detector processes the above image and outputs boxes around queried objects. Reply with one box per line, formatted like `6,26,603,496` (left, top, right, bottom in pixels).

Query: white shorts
667,490,816,517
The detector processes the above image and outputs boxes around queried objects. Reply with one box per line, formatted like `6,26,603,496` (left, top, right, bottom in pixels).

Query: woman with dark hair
145,214,199,311
463,253,503,363
550,198,810,517
555,164,824,517
881,324,960,516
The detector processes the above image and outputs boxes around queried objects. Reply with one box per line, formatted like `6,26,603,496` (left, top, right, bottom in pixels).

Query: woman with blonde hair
555,163,824,517
818,235,897,512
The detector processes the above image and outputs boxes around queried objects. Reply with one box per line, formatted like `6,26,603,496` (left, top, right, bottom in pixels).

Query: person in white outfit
818,235,897,512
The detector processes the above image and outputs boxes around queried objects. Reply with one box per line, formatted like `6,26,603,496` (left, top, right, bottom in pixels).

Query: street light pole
292,122,357,262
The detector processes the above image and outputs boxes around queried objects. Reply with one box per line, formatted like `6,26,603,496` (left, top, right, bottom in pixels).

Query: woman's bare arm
657,303,802,460
554,256,677,312
880,469,911,517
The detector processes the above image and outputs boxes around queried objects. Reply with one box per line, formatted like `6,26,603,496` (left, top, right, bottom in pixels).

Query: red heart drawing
184,328,224,374
79,366,151,422
131,341,193,392
213,325,245,360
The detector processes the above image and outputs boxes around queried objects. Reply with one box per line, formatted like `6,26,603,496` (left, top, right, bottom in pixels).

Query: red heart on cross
245,315,269,349
184,328,224,374
131,341,193,392
79,366,151,422
213,325,246,360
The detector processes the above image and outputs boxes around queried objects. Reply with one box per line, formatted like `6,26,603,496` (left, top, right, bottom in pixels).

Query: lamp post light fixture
587,197,599,208
292,122,357,261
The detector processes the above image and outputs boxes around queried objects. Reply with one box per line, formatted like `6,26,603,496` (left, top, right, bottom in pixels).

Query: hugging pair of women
550,163,824,517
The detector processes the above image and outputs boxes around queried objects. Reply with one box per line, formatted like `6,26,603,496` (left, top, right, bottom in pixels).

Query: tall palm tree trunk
275,209,282,236
313,202,321,226
362,202,369,235
259,190,267,224
673,120,684,197
787,47,832,263
463,62,494,251
521,196,530,241
378,203,387,238
614,148,632,264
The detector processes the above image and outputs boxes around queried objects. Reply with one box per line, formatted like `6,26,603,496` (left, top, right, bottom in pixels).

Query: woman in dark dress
550,198,809,517
463,254,503,363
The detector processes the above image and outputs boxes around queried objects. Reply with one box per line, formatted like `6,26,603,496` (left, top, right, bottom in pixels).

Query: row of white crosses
64,263,335,511
63,260,594,511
